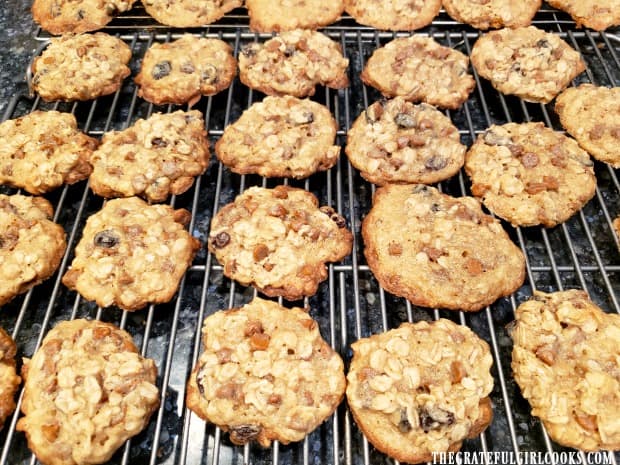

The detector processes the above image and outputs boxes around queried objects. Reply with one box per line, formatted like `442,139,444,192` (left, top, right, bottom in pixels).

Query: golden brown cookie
362,184,525,311
238,29,349,98
0,111,96,194
141,0,242,27
361,36,475,110
208,186,353,301
186,297,346,446
470,26,585,103
347,319,494,464
344,0,441,31
215,96,340,179
17,319,160,465
465,122,597,227
32,0,136,34
134,35,236,106
442,0,541,30
0,328,20,430
62,197,200,311
547,0,620,31
555,84,620,168
511,290,620,451
247,0,344,32
0,194,67,307
345,97,466,185
31,33,132,102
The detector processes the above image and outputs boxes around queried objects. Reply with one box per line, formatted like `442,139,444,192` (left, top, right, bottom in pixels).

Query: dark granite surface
0,0,39,116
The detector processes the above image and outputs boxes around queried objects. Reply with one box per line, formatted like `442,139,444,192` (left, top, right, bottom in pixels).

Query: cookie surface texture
186,297,346,446
215,96,340,179
16,319,159,465
238,29,349,98
142,0,241,27
547,0,620,31
442,0,541,29
247,0,344,32
555,84,620,168
62,197,200,311
0,194,67,307
208,186,353,300
345,97,465,185
362,184,525,311
511,290,620,451
470,26,585,103
0,328,21,430
89,110,209,203
0,111,96,194
135,35,236,105
361,36,474,109
344,0,440,31
32,33,131,102
347,319,494,464
32,0,136,34
465,122,596,227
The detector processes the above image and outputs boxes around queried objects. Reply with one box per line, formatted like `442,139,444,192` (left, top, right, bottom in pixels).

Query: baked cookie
215,96,340,179
186,297,346,446
465,122,596,227
238,29,349,98
555,84,620,168
362,184,525,311
0,194,66,307
32,0,136,35
208,186,352,301
442,0,541,29
62,197,200,311
344,0,441,31
31,33,131,102
547,0,620,31
135,35,236,106
470,26,585,103
511,290,620,451
89,110,209,203
345,97,466,185
0,328,20,430
614,217,620,240
347,319,494,464
16,319,160,465
0,111,96,194
141,0,241,27
247,0,344,32
361,36,475,110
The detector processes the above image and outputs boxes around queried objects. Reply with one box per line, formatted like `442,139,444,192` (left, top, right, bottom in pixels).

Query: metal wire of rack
0,4,619,465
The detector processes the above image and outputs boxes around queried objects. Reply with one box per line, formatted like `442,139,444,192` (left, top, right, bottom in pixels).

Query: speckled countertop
0,0,39,116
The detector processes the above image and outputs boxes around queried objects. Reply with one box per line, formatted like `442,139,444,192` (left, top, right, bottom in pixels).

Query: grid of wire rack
0,4,619,465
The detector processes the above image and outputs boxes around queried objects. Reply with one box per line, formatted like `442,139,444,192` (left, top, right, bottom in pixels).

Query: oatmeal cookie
555,84,620,168
62,197,200,311
347,319,494,464
511,290,620,451
141,0,242,27
0,328,20,430
344,0,440,31
361,36,474,109
89,110,209,203
0,194,66,307
208,186,352,301
215,96,340,179
32,0,136,34
238,29,349,98
16,319,159,465
362,184,525,311
442,0,541,30
135,35,236,106
186,297,346,446
31,33,132,102
0,111,96,194
470,26,585,103
345,97,466,185
247,0,344,32
465,122,596,227
547,0,620,31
